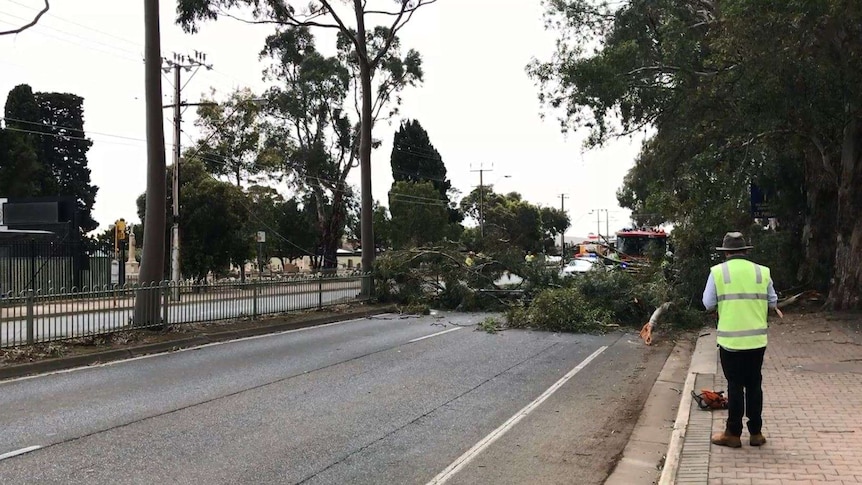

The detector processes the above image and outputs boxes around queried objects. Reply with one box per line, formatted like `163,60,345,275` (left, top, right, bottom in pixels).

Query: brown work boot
750,433,767,447
711,431,742,448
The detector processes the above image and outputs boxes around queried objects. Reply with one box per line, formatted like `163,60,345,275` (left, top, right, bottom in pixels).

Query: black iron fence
0,239,114,296
0,273,370,348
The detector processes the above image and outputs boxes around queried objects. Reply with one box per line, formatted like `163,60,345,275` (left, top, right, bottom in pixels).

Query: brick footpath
708,314,862,485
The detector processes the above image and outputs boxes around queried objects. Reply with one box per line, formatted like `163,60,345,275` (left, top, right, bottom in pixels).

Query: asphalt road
0,312,671,484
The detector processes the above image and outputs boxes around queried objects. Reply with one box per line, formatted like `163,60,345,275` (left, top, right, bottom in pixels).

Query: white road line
408,327,462,343
426,345,609,485
0,445,42,461
0,314,397,386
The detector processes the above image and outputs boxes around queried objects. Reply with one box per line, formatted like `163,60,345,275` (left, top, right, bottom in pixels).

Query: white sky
0,0,643,239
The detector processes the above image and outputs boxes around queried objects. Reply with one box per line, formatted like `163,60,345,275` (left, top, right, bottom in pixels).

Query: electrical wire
7,0,142,48
1,125,152,148
0,14,142,64
1,116,151,143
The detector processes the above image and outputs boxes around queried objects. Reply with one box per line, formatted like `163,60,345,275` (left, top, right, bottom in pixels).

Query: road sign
750,183,774,218
256,231,266,243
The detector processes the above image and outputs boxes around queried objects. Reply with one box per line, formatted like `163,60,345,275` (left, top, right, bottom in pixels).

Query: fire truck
613,228,669,261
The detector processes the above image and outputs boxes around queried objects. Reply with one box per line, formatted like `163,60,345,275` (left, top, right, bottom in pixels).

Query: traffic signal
116,219,127,241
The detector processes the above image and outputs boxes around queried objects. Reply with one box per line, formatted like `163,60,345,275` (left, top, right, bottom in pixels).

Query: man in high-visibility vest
703,232,782,448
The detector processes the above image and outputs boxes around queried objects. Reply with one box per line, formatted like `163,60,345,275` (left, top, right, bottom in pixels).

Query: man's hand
775,307,784,319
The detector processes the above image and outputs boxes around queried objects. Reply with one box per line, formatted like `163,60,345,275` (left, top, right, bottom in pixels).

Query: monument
125,227,140,280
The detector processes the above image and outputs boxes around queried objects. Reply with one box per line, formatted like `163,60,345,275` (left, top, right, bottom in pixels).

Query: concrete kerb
658,329,717,485
0,305,397,381
605,337,694,485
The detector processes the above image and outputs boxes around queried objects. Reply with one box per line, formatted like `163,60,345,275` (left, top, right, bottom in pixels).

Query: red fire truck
614,228,669,261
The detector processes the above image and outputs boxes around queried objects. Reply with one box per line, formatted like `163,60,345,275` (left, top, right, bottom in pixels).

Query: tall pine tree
35,92,98,232
1,85,98,233
389,119,461,224
0,85,42,197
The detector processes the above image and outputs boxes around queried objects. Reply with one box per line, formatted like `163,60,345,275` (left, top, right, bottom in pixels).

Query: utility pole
162,52,212,299
592,208,610,244
135,0,168,327
596,209,602,239
605,209,610,242
471,164,493,238
559,194,568,261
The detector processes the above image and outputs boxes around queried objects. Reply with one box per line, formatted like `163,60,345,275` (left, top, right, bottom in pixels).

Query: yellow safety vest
711,258,770,350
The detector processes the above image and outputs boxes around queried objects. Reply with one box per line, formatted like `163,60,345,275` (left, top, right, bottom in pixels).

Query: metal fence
0,273,371,348
0,239,114,296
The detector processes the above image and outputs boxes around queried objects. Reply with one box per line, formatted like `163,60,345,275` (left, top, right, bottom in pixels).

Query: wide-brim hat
716,232,753,251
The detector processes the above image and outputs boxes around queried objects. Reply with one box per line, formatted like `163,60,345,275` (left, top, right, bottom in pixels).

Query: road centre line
408,327,462,343
426,345,609,485
0,445,42,462
0,314,393,386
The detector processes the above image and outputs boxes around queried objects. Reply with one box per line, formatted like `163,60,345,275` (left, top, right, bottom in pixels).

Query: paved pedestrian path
670,313,862,485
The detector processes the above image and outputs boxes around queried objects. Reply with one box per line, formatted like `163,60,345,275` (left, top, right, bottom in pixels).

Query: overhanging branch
371,0,436,69
0,0,49,36
219,9,342,30
319,0,366,62
365,0,437,16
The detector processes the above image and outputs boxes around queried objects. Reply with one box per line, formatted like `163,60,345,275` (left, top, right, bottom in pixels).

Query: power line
7,0,142,48
1,125,151,148
0,13,142,63
1,116,150,143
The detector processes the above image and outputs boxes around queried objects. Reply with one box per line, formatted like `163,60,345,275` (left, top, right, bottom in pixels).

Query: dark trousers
719,346,766,436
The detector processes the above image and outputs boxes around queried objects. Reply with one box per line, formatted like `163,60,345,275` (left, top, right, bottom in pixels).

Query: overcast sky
0,0,643,239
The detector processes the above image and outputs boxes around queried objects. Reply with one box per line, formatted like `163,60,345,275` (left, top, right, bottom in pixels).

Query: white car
560,257,604,276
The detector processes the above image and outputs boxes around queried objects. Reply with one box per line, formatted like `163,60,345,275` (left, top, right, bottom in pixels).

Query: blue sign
750,183,774,218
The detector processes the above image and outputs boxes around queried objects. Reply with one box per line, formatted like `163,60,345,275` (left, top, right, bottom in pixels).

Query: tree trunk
320,199,345,271
799,144,837,291
134,0,168,327
354,4,375,287
321,238,339,271
826,117,862,310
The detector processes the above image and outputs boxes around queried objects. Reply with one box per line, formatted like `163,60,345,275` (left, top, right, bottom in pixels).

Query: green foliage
33,92,98,232
373,247,512,311
508,268,702,332
478,317,500,334
388,181,450,249
371,202,392,249
531,0,862,308
540,206,569,255
1,85,41,197
1,85,98,232
0,129,40,197
194,88,267,187
460,188,569,255
400,302,430,316
245,185,318,264
390,119,461,225
138,159,251,281
254,24,421,268
176,0,431,274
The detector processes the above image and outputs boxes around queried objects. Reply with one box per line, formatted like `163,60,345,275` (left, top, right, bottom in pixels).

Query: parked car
560,257,605,277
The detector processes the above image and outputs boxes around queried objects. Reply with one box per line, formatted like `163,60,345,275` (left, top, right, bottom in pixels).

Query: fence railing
0,273,371,348
0,239,115,296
